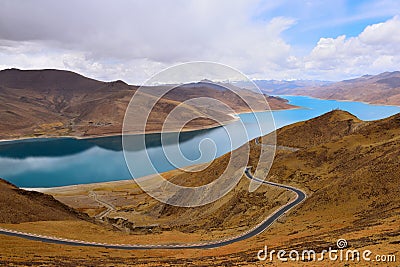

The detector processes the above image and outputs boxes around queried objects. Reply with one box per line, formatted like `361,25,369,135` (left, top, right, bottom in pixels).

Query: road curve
0,168,306,250
89,191,116,220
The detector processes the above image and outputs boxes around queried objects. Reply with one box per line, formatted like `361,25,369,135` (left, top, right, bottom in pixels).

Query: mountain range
0,68,294,139
252,71,400,106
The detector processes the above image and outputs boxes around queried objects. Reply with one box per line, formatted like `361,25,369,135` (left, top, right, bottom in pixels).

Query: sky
0,0,399,84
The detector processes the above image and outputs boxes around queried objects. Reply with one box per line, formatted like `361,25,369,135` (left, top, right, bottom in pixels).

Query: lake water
1,95,399,188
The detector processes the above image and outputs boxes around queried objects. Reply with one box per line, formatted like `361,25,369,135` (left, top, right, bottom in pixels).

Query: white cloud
0,0,296,83
359,16,400,45
304,16,400,80
0,1,399,82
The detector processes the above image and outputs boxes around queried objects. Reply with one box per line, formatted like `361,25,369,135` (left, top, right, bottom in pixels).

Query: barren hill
273,109,363,148
0,68,295,139
0,178,89,224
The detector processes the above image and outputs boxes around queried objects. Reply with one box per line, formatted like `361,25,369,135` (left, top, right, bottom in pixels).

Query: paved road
0,168,306,250
89,191,116,219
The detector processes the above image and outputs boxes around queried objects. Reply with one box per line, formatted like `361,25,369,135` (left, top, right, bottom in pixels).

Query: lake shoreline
275,94,400,108
3,95,400,190
0,106,299,144
22,176,152,193
2,94,399,144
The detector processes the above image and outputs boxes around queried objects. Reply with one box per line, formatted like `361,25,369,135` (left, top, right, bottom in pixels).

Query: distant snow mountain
232,79,332,94
232,71,400,106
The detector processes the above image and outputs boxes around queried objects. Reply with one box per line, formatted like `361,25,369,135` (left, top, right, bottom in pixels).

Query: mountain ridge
267,71,400,106
0,68,295,139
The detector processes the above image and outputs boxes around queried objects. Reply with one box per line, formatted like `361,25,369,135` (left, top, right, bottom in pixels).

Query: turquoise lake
1,95,400,188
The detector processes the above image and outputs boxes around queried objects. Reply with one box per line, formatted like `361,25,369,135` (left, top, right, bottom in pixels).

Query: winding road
89,190,116,220
0,168,306,250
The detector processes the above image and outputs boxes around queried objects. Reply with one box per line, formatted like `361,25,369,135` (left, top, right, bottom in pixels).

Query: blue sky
254,0,399,50
0,0,399,83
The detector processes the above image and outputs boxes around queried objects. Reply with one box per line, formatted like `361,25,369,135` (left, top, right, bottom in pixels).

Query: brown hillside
0,178,89,224
0,69,295,139
0,110,399,265
22,109,398,266
273,109,363,148
279,71,400,105
151,110,400,238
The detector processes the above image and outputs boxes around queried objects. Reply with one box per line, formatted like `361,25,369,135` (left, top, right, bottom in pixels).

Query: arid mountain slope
152,110,400,240
0,178,89,224
273,109,363,148
273,71,400,105
0,68,295,139
147,110,400,264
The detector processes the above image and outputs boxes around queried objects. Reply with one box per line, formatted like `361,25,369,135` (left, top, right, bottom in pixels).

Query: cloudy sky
0,0,399,83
